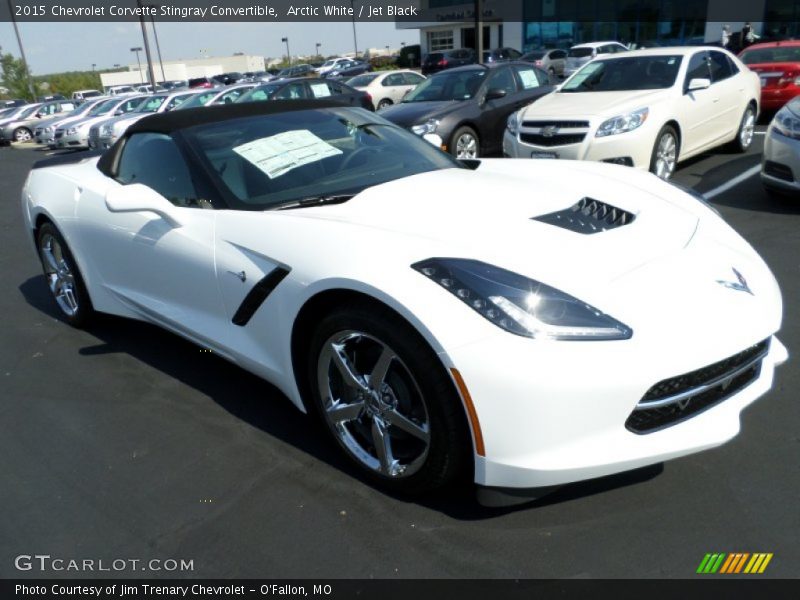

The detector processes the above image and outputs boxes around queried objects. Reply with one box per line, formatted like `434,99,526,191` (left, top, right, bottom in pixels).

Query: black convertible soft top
125,98,347,135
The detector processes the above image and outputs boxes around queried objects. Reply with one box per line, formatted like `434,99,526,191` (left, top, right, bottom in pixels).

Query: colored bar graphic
700,552,773,574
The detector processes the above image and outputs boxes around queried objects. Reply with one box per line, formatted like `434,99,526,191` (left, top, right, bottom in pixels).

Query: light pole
315,42,321,58
282,37,291,66
92,63,96,71
136,0,157,89
350,1,359,58
131,47,144,84
6,0,36,100
145,3,167,83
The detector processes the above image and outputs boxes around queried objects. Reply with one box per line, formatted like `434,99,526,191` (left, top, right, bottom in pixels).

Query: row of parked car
3,39,800,193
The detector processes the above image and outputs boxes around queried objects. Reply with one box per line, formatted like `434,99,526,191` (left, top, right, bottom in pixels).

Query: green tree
0,51,34,100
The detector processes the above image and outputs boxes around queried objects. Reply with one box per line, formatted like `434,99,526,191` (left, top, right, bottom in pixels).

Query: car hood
380,100,470,128
285,159,704,291
523,89,667,119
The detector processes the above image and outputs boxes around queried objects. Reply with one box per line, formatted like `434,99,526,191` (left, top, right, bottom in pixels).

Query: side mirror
687,78,711,92
105,183,183,227
483,88,507,103
114,109,123,115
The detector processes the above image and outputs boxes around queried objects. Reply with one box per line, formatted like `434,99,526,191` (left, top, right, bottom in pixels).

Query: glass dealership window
428,30,455,51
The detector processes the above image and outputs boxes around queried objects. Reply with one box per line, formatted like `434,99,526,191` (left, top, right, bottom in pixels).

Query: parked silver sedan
521,49,568,78
34,98,108,146
0,100,75,144
58,95,147,150
94,90,195,148
762,96,800,195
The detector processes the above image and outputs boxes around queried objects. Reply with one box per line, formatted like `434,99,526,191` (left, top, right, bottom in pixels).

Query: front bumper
503,120,655,169
761,126,800,193
55,130,90,149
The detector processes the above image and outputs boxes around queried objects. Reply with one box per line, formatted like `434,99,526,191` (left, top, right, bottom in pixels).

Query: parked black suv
421,48,476,75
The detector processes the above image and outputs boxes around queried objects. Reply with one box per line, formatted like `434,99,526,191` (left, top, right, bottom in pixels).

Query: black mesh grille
520,133,586,147
533,197,635,234
521,120,590,128
626,339,770,434
764,160,794,182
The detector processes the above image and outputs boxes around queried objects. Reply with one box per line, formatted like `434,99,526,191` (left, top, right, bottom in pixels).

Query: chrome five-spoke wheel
39,232,79,317
652,127,678,180
317,331,431,478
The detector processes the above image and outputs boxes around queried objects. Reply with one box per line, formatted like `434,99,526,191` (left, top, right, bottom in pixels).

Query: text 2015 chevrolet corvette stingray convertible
21,100,787,505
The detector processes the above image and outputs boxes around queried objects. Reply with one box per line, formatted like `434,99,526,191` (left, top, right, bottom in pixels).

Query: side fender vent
533,197,635,234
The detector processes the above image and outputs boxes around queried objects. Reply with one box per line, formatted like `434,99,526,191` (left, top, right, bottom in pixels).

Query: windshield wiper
271,194,356,211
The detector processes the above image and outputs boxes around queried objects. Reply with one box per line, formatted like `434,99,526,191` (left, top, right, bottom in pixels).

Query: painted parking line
703,165,762,200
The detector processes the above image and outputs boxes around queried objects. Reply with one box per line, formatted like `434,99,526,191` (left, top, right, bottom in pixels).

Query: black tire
13,127,32,143
649,125,679,180
306,301,471,495
36,222,94,328
377,98,392,110
730,104,756,153
450,125,479,159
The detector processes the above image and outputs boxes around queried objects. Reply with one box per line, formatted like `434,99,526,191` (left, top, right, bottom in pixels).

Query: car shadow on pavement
19,275,665,519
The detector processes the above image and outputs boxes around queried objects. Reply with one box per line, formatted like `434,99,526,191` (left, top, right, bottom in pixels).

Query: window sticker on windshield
233,130,342,179
518,69,540,89
309,83,332,98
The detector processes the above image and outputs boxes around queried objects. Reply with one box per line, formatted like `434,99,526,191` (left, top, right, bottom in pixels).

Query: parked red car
739,41,800,111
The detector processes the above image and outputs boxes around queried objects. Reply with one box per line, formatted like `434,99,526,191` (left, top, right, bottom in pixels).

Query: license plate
531,151,558,159
760,77,767,86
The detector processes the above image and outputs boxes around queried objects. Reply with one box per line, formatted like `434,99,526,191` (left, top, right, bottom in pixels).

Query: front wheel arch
290,289,477,460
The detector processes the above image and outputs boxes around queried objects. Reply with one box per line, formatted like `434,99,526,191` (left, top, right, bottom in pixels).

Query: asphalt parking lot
0,131,798,579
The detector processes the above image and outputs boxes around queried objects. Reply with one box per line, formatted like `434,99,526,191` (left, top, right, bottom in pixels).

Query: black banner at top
0,0,778,23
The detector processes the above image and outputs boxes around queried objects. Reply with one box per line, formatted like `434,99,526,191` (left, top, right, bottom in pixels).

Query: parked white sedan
504,48,761,179
22,101,786,505
347,70,426,110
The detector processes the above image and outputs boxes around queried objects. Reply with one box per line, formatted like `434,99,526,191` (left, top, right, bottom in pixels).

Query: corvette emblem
716,268,753,295
541,125,559,137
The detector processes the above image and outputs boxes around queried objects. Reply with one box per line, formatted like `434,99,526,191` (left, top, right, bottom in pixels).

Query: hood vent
533,197,635,234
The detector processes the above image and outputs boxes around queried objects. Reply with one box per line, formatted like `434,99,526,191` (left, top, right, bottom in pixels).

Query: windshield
403,69,487,102
117,97,146,113
568,47,594,58
182,108,462,209
524,51,545,60
134,95,167,113
89,99,117,115
347,73,379,87
83,91,102,98
740,46,800,64
18,104,41,118
562,55,682,92
174,92,216,110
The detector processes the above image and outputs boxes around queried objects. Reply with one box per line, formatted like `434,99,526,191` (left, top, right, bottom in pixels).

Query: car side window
507,49,522,59
553,50,567,59
117,133,201,208
273,82,308,100
685,51,710,87
383,73,404,86
596,45,611,55
403,72,425,85
709,51,734,83
487,67,518,95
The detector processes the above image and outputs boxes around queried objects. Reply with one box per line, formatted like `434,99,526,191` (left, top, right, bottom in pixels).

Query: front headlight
772,105,800,140
595,107,649,138
100,124,113,136
66,127,78,135
507,110,520,136
411,118,440,136
413,258,632,341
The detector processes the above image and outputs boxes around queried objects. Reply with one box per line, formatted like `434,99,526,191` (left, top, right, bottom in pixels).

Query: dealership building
399,0,797,56
99,54,265,89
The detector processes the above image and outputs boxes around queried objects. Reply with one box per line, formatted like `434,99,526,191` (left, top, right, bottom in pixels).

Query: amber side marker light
451,368,485,456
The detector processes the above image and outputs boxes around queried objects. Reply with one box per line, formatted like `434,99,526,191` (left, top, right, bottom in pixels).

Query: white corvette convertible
21,101,787,505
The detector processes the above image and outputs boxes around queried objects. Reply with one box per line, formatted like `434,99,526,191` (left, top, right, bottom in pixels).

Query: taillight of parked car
778,71,800,87
437,59,448,66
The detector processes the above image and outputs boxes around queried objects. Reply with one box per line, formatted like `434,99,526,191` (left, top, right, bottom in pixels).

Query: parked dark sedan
421,48,476,75
379,62,553,158
324,60,372,80
237,77,374,111
482,47,523,63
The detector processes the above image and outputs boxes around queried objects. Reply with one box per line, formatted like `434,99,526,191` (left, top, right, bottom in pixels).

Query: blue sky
0,21,420,74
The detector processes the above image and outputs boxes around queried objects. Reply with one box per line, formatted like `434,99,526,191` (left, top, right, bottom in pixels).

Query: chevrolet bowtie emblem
717,268,753,295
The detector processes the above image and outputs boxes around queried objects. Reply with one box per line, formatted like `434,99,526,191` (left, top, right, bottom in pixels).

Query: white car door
708,50,745,138
676,50,719,156
75,132,230,349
